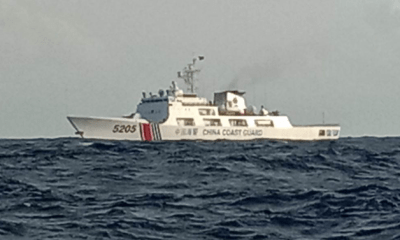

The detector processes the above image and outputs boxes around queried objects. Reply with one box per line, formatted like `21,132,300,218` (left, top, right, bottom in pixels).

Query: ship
67,56,340,141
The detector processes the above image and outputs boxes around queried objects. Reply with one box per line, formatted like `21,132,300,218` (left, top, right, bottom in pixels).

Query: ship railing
218,110,280,116
181,103,214,106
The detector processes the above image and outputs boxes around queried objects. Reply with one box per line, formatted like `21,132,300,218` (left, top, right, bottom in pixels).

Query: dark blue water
1,137,400,240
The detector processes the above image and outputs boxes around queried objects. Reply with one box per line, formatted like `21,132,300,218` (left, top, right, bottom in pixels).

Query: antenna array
177,56,204,93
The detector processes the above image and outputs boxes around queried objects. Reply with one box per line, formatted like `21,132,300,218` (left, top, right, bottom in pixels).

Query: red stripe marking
141,123,153,141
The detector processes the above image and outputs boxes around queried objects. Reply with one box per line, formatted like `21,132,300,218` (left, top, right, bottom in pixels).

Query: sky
1,0,400,138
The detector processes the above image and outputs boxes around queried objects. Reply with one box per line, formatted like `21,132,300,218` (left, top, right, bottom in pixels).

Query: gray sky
1,0,400,138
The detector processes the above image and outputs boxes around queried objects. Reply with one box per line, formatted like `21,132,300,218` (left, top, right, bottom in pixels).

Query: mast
177,56,204,93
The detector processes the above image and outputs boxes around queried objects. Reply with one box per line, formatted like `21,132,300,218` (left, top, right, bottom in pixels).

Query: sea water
1,137,400,239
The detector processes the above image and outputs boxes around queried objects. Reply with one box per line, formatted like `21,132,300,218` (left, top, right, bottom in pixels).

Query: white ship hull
67,116,340,141
67,56,341,141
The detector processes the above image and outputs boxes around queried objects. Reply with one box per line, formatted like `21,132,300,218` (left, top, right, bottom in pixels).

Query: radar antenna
177,56,204,93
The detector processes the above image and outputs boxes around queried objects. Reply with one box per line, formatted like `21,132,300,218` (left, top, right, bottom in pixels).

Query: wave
1,137,400,239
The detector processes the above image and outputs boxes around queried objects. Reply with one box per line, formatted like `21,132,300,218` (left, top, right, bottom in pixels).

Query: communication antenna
177,56,204,93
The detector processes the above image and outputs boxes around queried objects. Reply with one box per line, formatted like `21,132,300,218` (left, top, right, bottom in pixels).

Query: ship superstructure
67,56,340,141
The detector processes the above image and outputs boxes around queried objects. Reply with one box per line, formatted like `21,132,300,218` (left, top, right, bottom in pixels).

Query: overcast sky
1,0,400,138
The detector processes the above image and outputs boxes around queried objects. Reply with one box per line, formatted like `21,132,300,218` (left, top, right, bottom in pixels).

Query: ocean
1,137,400,240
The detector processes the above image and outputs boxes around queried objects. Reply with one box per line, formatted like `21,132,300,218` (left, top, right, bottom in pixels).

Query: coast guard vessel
67,56,340,141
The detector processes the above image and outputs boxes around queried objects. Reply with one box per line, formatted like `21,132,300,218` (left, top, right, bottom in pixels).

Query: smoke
227,76,240,90
226,55,284,90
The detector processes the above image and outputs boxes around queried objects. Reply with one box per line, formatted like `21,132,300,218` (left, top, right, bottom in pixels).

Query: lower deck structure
67,116,340,141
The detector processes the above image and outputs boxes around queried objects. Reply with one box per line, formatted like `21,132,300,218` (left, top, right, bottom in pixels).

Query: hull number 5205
112,125,136,133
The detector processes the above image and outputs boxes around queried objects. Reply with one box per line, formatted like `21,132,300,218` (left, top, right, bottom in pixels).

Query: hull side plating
68,116,339,141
